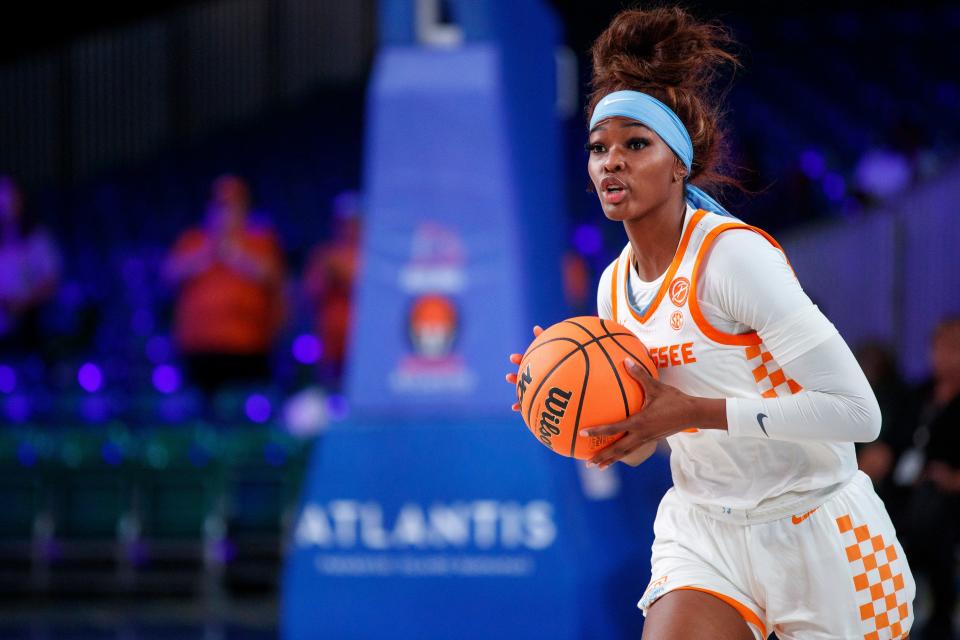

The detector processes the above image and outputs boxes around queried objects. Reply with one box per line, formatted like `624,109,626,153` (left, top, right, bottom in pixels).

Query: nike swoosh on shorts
791,507,819,525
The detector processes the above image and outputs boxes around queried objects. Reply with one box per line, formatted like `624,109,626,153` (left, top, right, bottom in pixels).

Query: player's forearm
724,335,881,443
689,396,728,431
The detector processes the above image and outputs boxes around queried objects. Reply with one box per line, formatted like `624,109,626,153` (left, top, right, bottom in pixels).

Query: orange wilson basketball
515,316,658,460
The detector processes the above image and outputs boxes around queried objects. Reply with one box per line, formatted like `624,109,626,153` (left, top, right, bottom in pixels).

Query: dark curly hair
588,6,741,192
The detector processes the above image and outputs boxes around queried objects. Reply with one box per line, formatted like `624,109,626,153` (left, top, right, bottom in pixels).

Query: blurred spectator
562,250,591,315
899,317,960,640
163,175,286,395
853,147,912,203
303,191,362,386
854,341,919,523
0,175,61,357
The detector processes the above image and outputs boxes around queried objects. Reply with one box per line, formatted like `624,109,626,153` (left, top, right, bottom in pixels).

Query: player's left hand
504,325,543,411
580,356,705,469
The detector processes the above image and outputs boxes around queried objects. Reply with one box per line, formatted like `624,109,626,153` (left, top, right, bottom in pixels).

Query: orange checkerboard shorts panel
836,514,911,640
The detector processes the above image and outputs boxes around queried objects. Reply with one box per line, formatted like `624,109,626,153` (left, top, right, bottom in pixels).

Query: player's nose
603,147,625,172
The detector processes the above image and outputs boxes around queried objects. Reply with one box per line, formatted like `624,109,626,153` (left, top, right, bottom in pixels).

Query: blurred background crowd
0,0,958,639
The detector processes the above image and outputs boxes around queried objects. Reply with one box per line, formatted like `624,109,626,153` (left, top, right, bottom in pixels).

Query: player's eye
627,137,650,150
585,142,606,154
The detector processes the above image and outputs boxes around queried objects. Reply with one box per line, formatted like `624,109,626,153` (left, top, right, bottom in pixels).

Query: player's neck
623,198,686,282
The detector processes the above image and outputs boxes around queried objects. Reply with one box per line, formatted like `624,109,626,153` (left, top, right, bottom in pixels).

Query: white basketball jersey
605,209,857,515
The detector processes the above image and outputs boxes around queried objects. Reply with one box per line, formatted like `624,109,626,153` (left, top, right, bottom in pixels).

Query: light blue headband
590,90,732,217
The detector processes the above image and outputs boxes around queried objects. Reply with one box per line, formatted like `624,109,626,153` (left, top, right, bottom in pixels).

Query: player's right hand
504,325,543,411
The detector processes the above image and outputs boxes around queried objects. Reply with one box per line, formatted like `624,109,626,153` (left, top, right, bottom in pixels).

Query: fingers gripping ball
515,317,658,459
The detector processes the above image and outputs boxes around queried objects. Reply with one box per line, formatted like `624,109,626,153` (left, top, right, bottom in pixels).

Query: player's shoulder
701,218,784,267
698,217,794,296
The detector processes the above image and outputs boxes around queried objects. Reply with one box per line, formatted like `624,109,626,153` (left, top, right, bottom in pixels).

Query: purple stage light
292,334,322,364
822,173,846,202
799,150,826,179
283,387,328,436
152,365,181,394
245,394,272,423
572,224,603,256
78,363,102,393
855,149,910,199
0,365,15,393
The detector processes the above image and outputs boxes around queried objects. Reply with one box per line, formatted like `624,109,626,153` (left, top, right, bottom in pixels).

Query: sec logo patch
670,310,684,331
669,277,690,307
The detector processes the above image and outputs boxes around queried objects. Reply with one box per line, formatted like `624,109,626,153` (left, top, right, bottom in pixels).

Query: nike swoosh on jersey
756,413,769,437
791,507,819,525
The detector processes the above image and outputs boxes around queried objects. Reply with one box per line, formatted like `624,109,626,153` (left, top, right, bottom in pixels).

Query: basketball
515,316,658,459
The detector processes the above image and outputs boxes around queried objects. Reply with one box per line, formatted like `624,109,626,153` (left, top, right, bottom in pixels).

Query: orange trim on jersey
610,258,620,322
688,222,791,346
624,209,708,325
675,586,767,638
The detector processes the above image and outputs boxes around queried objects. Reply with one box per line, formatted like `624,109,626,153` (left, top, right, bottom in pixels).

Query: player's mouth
600,176,628,205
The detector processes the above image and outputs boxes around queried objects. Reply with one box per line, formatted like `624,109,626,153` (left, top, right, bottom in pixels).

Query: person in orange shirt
163,175,286,395
303,191,361,387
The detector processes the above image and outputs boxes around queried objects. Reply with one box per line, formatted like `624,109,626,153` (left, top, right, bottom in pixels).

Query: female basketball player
505,8,915,639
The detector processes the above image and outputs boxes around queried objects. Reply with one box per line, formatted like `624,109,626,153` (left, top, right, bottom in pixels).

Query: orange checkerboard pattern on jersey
836,514,911,640
745,344,803,398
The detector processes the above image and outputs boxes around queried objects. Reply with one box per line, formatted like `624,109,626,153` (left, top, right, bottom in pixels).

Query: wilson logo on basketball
670,310,684,331
538,387,572,449
669,277,690,307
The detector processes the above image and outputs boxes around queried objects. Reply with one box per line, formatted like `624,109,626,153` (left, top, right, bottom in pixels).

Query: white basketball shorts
638,471,915,640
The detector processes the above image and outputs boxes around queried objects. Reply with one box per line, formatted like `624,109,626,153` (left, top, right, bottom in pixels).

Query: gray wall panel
0,55,60,184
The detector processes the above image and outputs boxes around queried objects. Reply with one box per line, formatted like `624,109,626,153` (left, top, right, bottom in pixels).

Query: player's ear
672,159,688,183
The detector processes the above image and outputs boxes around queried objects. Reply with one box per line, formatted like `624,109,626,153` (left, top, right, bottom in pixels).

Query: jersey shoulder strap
686,216,790,346
607,242,632,323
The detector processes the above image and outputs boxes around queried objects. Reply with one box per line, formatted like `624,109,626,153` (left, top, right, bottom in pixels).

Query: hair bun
591,7,736,93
